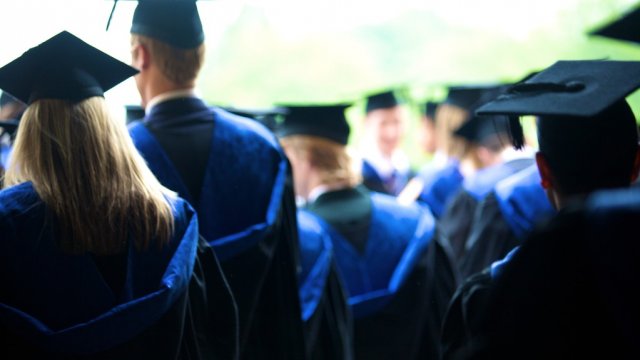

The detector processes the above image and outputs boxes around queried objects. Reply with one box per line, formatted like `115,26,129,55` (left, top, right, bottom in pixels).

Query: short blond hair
4,97,175,254
435,103,474,159
280,135,361,187
132,34,205,85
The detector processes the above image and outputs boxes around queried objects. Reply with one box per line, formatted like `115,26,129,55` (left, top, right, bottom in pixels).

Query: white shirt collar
307,185,331,204
146,89,197,113
362,143,411,179
305,183,353,205
431,150,449,168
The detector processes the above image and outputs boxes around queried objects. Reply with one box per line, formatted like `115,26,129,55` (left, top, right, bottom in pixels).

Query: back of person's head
0,31,176,254
280,134,361,188
131,34,205,85
537,100,638,196
4,97,175,254
277,104,357,188
130,1,206,85
475,61,640,197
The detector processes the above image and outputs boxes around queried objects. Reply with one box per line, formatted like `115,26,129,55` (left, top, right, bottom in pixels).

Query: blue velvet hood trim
129,106,287,261
322,193,435,319
494,165,555,239
418,160,463,218
362,160,383,185
296,210,334,322
0,183,199,354
463,159,531,201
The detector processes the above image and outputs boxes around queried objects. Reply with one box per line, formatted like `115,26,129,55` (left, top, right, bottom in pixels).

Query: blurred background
1,0,639,166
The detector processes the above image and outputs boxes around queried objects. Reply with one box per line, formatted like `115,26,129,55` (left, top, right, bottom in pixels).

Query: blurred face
418,116,437,154
365,106,405,157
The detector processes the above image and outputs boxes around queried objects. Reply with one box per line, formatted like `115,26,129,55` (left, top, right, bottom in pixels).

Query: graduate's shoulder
0,182,41,215
212,107,283,153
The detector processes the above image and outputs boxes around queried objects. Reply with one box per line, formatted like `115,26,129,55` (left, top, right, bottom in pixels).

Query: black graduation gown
307,186,436,360
302,266,354,360
297,210,354,360
459,165,555,279
437,158,533,267
128,97,305,359
0,182,237,359
440,269,493,360
415,227,461,360
466,188,640,359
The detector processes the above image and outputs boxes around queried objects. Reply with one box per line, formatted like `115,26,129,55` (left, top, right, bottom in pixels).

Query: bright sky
0,0,637,114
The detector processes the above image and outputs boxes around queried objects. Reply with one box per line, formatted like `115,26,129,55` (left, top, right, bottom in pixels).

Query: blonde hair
280,135,361,187
4,97,175,254
131,34,205,85
435,103,474,159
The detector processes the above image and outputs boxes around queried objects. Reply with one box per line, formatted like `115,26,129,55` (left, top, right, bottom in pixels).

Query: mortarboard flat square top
130,0,204,49
0,31,138,105
591,7,640,45
365,90,400,113
277,104,351,145
476,60,640,118
453,113,509,144
444,85,500,112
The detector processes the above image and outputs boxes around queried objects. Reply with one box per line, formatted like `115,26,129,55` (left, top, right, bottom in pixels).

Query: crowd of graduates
1,1,640,359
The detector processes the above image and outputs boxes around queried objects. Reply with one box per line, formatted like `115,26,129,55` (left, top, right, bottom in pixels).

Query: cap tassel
106,0,118,31
508,115,525,150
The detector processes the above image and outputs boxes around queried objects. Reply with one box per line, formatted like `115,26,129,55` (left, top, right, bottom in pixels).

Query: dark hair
537,100,638,196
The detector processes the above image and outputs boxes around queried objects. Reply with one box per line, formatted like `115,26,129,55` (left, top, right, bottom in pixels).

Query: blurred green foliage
197,0,640,169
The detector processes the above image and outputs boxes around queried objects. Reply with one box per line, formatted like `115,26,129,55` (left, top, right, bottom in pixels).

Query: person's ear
630,144,640,183
131,43,151,70
535,152,553,189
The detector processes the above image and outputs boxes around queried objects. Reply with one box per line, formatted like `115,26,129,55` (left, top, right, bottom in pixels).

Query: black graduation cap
443,85,495,112
277,104,351,145
365,90,400,113
453,114,510,145
453,86,510,144
0,31,138,105
476,60,640,148
477,60,640,117
107,0,205,49
424,101,439,121
591,7,640,45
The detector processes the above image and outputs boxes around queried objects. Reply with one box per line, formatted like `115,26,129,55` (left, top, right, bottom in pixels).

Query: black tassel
508,115,525,150
106,0,118,31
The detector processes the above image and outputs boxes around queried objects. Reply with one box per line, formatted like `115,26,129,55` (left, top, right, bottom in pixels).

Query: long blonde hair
4,97,175,254
280,135,361,188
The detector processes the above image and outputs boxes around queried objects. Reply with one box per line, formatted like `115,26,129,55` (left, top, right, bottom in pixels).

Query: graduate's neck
139,67,195,109
300,168,350,203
